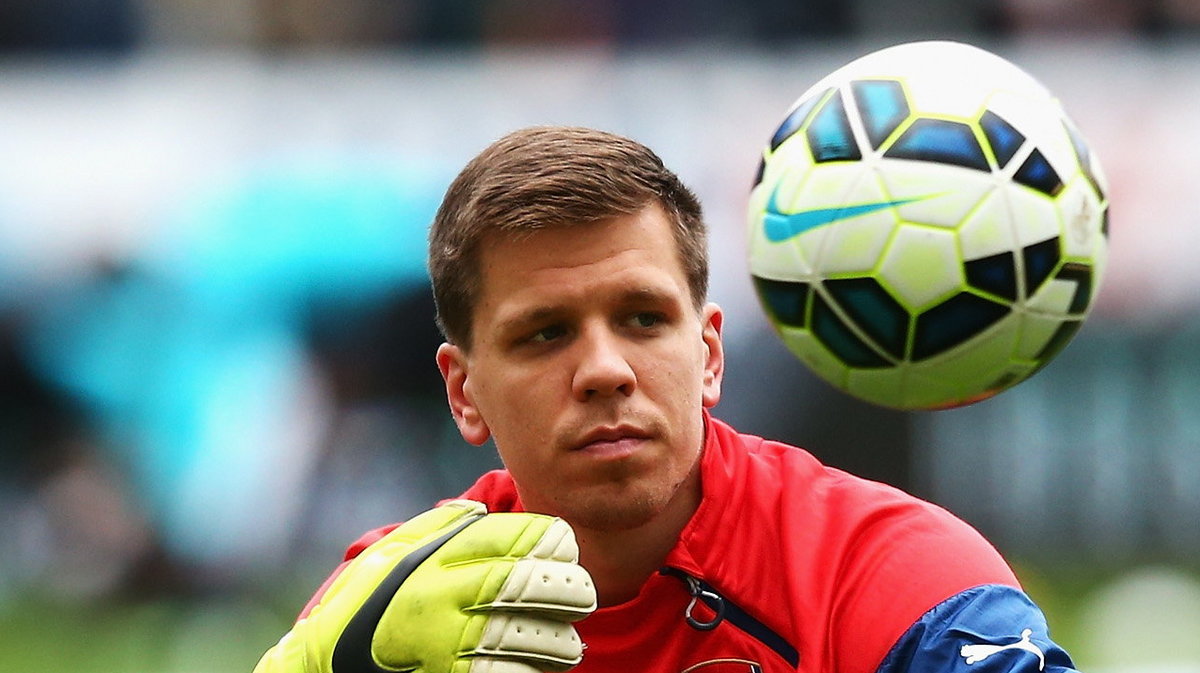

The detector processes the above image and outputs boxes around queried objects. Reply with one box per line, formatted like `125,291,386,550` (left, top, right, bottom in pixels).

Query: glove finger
313,501,486,620
474,614,586,671
437,513,576,565
523,518,580,563
484,558,596,619
375,499,488,548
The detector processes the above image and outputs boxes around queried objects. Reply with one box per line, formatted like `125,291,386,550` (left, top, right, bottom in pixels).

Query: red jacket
305,414,1024,672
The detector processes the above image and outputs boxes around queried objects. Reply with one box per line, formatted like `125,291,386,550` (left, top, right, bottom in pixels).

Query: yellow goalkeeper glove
254,500,597,673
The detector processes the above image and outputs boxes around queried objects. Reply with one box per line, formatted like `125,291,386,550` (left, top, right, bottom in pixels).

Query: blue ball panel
1022,236,1061,297
1054,262,1094,315
1063,119,1106,202
771,91,827,151
825,277,909,359
1012,148,1064,196
807,91,862,163
964,250,1018,302
885,118,990,172
852,80,910,150
913,293,1010,361
753,276,810,328
980,110,1025,169
812,292,889,368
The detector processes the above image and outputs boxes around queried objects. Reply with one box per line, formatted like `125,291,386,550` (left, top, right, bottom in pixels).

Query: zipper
661,567,800,669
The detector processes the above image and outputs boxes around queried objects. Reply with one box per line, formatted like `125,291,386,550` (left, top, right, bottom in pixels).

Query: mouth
573,425,654,459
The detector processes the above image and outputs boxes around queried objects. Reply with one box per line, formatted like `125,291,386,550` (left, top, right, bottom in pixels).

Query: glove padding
254,500,597,673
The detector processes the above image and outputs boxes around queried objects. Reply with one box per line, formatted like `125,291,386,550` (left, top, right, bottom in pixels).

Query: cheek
476,372,554,446
652,350,706,399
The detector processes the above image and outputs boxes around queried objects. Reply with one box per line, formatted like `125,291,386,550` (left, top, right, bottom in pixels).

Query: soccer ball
747,41,1109,410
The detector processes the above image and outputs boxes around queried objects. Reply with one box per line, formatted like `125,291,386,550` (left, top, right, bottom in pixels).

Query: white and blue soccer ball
748,41,1109,410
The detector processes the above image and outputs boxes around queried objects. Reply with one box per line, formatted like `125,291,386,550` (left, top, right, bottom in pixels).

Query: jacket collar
661,409,743,577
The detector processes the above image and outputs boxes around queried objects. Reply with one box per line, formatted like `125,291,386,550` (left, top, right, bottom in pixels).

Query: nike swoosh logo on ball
763,187,933,242
331,513,484,673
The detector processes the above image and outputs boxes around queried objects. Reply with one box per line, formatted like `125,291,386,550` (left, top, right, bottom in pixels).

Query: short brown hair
428,126,707,348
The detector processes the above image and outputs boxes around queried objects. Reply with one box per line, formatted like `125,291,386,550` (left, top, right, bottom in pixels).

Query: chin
529,457,701,532
555,488,671,532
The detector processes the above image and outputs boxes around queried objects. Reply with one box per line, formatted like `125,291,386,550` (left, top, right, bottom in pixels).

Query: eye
628,312,663,329
529,324,567,343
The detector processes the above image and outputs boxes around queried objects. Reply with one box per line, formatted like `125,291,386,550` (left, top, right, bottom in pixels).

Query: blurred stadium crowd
2,0,1200,51
2,1,1200,671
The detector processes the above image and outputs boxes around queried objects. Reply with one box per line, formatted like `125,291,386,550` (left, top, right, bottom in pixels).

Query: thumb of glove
254,500,597,673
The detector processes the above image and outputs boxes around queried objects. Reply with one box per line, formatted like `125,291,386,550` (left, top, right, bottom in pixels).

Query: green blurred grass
2,563,1199,672
0,594,291,673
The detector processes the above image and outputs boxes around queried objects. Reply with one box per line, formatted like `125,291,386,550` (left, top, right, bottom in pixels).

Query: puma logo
960,629,1046,670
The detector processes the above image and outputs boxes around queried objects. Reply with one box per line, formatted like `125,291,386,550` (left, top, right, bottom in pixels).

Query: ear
700,303,725,408
436,342,491,446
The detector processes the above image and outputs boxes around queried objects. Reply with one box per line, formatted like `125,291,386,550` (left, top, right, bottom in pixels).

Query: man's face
437,203,724,532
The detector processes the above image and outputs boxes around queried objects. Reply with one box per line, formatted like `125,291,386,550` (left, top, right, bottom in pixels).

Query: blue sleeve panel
876,584,1081,673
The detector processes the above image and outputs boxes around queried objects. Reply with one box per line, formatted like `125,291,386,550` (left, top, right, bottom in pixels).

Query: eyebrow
496,306,564,336
494,286,680,336
618,286,675,304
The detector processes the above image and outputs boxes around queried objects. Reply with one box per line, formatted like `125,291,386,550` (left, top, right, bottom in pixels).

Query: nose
571,324,637,401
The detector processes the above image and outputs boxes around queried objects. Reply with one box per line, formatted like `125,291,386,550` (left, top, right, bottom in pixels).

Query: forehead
472,205,690,323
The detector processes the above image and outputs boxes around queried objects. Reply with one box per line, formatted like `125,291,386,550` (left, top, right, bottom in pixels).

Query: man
254,126,1082,672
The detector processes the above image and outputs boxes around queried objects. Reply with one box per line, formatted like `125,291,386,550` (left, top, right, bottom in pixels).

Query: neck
571,467,702,607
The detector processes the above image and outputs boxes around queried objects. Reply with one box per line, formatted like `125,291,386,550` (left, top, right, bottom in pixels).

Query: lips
573,425,653,459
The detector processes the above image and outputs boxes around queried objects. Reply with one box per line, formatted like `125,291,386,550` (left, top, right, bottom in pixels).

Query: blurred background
1,0,1199,670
